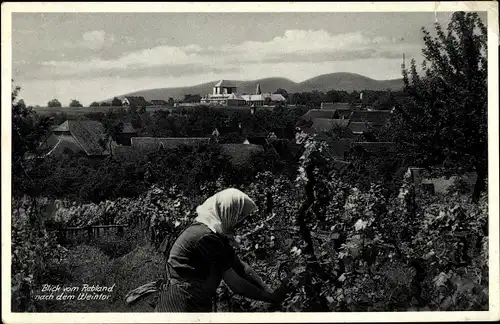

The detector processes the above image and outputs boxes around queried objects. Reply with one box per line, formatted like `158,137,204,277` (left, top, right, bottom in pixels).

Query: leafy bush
12,166,488,312
11,200,71,312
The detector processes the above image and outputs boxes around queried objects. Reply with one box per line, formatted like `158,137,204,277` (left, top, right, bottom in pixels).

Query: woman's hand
223,269,288,304
269,278,291,304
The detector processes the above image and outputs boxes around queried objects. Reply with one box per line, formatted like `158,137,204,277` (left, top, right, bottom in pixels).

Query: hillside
108,73,404,101
299,72,404,92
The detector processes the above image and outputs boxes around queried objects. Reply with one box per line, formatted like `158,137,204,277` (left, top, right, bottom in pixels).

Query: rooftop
214,80,237,88
131,137,211,151
227,93,245,100
348,121,372,134
150,99,169,105
300,109,337,120
123,96,149,107
45,120,109,156
321,102,352,110
309,118,353,136
350,110,392,126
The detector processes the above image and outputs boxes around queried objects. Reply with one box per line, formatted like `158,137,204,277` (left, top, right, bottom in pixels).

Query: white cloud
41,44,205,76
35,29,423,81
81,30,114,51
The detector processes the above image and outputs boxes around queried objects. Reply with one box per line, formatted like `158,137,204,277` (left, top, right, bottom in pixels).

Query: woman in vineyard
155,188,286,312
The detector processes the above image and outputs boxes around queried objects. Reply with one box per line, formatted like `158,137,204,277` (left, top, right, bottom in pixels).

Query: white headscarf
194,188,257,238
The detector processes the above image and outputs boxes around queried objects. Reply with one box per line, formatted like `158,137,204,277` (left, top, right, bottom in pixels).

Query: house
348,122,373,136
241,84,286,107
407,167,477,195
122,96,149,108
319,103,354,118
130,137,211,152
226,93,247,107
241,93,286,107
115,122,137,146
242,133,282,161
350,110,392,127
150,100,169,106
214,80,238,95
41,120,110,157
320,102,351,110
333,109,353,119
244,131,277,146
201,80,238,106
310,118,350,133
174,102,207,109
300,109,337,121
201,80,286,107
303,118,355,139
244,132,267,146
300,108,352,122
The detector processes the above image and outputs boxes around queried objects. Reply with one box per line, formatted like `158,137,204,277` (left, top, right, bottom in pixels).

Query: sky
11,11,487,106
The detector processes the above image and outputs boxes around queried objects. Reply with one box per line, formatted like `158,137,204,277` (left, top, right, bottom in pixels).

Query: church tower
255,83,262,95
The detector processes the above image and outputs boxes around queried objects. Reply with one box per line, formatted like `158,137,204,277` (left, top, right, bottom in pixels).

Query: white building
200,80,240,105
201,80,286,107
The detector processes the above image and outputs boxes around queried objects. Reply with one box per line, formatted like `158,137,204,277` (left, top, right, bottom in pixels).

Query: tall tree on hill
167,97,175,106
274,88,289,100
89,101,100,107
392,12,487,202
111,97,123,106
47,98,62,107
69,99,83,107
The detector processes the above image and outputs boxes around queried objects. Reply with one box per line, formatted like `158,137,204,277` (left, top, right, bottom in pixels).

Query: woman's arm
237,260,274,294
222,268,277,303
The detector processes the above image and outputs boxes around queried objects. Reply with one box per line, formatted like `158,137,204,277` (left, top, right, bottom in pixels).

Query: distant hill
298,72,404,93
107,73,404,102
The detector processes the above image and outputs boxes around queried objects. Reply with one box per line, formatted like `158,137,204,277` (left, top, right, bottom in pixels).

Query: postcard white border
2,1,499,323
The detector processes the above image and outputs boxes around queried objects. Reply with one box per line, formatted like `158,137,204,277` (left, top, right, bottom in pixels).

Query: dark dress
155,221,241,312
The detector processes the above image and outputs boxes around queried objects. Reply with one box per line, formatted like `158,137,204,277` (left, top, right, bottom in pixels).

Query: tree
69,99,83,107
100,110,126,157
89,101,100,107
183,94,202,103
47,99,62,107
167,97,175,106
111,97,123,106
373,90,397,110
100,101,112,107
289,91,326,107
392,12,487,201
12,83,52,199
274,88,289,100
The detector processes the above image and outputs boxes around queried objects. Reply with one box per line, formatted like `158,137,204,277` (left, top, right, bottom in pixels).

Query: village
33,79,460,194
